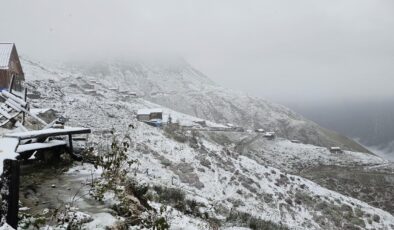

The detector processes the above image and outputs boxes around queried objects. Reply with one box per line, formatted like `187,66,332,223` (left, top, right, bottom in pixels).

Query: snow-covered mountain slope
58,58,369,153
19,61,394,229
203,131,394,215
206,132,386,173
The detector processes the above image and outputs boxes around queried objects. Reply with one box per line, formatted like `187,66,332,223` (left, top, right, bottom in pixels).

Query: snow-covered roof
330,146,342,150
0,43,14,69
137,108,163,115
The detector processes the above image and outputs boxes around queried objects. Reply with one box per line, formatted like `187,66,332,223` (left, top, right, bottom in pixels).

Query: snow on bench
4,127,91,140
16,139,67,153
3,126,91,160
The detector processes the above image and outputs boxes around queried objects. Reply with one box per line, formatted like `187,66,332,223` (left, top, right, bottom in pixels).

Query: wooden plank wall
0,71,10,90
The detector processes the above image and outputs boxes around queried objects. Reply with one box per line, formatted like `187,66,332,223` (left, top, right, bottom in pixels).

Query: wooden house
137,108,163,121
0,43,24,91
329,147,343,153
137,110,150,121
194,120,207,127
264,131,276,140
149,109,163,120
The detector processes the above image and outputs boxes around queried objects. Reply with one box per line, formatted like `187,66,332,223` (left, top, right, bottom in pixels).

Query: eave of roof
0,43,14,69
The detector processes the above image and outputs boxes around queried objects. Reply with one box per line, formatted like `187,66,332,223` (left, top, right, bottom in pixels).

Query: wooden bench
5,127,91,160
16,140,67,153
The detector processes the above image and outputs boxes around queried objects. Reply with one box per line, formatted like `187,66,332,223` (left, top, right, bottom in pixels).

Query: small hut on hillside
329,146,343,153
137,108,163,121
0,43,24,91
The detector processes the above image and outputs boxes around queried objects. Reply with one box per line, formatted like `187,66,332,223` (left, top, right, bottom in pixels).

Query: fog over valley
2,0,394,160
0,1,394,229
286,98,394,160
1,0,394,104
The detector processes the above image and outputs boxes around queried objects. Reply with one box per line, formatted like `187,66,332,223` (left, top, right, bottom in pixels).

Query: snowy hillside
58,58,369,153
16,60,394,229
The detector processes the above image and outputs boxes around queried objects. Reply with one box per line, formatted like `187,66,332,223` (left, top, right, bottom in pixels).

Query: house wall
150,112,163,120
0,45,25,91
9,46,24,77
0,70,10,90
9,46,24,91
137,114,150,121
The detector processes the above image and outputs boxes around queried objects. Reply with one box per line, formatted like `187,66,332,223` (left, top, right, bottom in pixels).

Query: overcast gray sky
1,0,393,104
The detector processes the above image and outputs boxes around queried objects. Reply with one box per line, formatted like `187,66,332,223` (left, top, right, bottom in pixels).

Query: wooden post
8,75,15,94
22,88,27,125
23,88,27,102
68,134,82,161
2,159,20,229
68,134,73,155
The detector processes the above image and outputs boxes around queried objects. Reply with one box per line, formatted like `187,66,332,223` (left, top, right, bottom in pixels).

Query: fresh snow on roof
0,43,13,69
137,108,162,115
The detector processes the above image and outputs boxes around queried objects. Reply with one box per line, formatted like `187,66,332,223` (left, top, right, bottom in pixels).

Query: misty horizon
1,0,394,105
1,1,394,228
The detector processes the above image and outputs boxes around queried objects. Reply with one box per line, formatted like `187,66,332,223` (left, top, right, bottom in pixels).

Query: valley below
6,59,394,229
286,100,394,161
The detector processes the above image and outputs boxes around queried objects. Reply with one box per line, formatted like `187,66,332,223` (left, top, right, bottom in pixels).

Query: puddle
19,161,115,226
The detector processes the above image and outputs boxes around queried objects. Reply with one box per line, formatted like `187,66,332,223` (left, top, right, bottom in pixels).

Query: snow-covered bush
153,186,186,205
86,127,171,229
88,127,137,201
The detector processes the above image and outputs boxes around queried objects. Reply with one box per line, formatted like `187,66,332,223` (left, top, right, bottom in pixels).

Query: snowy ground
13,68,394,229
4,59,392,229
213,132,388,173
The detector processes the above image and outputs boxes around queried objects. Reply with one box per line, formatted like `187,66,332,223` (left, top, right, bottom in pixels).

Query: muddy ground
18,159,115,227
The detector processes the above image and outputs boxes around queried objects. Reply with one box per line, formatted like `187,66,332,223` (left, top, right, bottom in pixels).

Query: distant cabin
329,147,343,153
194,120,207,127
137,108,163,121
129,92,137,97
264,131,276,140
0,43,24,91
